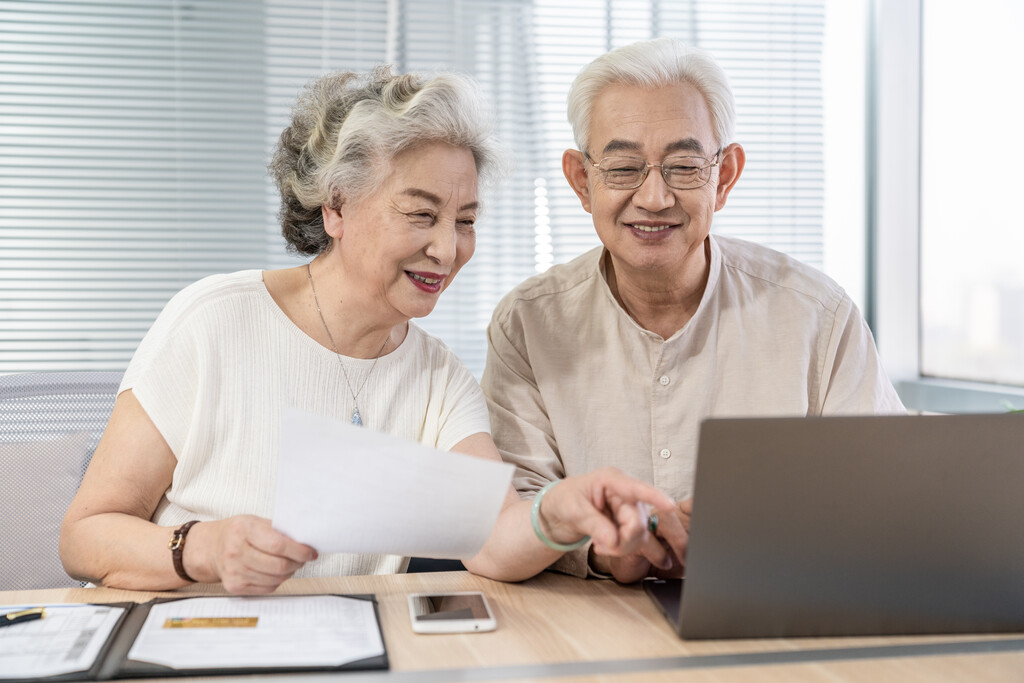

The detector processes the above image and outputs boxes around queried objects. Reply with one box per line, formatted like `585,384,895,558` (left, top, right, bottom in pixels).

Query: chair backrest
0,371,122,590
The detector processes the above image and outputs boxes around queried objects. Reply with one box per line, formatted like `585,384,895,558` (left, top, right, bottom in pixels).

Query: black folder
0,594,388,682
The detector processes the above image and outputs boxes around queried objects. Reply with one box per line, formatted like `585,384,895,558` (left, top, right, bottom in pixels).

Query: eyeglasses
584,150,722,190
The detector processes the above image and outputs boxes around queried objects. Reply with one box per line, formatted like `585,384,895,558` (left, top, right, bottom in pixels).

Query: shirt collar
595,234,723,342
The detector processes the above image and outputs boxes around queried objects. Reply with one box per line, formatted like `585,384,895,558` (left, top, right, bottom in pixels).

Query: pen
0,607,46,627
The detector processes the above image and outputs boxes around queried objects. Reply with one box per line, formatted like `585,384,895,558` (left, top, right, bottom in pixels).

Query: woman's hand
61,390,318,592
588,498,692,583
185,516,318,594
534,467,688,579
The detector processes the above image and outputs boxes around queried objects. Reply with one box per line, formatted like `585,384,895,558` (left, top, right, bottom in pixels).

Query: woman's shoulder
402,323,474,375
161,270,266,317
404,322,457,357
173,269,264,301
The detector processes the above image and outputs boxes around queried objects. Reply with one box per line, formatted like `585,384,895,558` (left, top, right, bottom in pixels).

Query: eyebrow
401,188,478,212
600,137,708,156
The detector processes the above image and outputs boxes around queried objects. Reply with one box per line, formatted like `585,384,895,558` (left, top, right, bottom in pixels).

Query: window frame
871,0,1024,413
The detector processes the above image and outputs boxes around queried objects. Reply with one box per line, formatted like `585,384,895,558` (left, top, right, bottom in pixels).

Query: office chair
0,371,122,590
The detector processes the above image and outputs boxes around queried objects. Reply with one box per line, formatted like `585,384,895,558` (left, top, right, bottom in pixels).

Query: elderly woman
59,68,685,594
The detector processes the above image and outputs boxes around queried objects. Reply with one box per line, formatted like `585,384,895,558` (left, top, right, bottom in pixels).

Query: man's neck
604,239,711,340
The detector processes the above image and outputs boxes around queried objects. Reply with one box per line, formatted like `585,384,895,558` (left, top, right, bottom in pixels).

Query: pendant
351,405,363,426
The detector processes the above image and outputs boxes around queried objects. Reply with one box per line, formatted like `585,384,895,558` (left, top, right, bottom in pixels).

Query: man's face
565,80,740,279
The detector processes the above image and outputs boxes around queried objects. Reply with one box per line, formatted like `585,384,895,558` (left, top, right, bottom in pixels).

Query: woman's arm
59,390,316,593
452,433,687,583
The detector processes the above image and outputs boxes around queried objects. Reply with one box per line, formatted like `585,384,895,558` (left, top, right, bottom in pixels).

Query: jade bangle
530,481,590,552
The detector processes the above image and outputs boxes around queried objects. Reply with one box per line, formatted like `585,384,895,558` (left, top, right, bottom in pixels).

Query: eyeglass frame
583,148,724,191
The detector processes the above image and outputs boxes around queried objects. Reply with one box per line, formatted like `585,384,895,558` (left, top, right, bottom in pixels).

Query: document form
126,595,384,669
273,407,513,559
0,603,125,679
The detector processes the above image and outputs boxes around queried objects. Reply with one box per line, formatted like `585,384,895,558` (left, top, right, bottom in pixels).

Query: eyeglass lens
596,156,715,189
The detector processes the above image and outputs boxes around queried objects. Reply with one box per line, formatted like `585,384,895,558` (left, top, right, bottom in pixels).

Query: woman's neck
263,258,406,359
305,257,407,358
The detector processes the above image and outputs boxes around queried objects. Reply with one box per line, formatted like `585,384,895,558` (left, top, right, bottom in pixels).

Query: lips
406,270,446,293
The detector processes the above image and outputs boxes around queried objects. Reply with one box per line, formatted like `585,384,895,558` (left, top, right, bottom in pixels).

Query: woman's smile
406,270,446,293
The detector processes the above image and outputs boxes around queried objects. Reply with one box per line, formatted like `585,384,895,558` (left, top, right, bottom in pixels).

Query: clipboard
0,594,388,682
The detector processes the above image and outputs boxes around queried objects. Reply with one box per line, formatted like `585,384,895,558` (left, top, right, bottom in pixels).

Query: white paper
126,595,383,669
0,603,125,679
273,406,513,559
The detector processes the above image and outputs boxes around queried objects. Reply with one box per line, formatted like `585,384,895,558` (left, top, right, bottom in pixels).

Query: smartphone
407,591,497,633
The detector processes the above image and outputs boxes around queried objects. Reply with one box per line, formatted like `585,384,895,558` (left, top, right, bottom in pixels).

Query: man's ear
714,143,745,211
562,149,593,214
322,202,344,240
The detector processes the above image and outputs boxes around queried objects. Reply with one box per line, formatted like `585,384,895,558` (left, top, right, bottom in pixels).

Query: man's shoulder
492,246,603,318
714,234,846,310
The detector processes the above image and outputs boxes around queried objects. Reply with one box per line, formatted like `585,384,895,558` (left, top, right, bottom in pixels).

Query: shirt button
659,375,670,386
659,448,671,459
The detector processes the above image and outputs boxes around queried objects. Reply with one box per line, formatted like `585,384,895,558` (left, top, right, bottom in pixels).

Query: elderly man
481,38,904,583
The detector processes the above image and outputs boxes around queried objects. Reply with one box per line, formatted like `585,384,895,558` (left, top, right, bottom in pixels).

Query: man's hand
590,499,691,583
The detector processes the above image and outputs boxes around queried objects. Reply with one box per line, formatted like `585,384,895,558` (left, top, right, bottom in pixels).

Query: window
919,0,1024,388
2,0,850,379
873,0,1024,412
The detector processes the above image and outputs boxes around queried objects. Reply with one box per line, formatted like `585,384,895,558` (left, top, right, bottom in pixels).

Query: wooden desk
5,571,1024,682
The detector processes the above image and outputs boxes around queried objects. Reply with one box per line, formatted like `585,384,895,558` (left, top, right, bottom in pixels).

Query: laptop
643,412,1024,639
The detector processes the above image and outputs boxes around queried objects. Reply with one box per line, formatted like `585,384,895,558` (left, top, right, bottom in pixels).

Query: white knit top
121,270,491,577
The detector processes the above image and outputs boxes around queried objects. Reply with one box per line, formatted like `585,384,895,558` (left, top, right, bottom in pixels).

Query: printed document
127,595,383,669
0,603,125,679
273,406,513,558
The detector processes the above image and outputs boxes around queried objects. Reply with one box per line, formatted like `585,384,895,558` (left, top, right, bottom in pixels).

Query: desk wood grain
4,572,1023,682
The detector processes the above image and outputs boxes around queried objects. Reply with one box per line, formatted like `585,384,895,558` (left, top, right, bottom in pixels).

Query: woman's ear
322,202,344,239
714,143,746,211
562,149,593,214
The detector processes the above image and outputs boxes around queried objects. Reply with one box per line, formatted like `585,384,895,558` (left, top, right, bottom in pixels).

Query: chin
403,302,440,320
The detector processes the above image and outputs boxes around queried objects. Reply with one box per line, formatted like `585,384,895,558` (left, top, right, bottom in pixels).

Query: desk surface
4,571,1024,682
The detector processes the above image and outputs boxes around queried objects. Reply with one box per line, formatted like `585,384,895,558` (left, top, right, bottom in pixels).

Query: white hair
566,38,736,153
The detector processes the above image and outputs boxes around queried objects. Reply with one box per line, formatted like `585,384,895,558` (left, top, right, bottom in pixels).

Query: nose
425,221,458,266
631,166,675,213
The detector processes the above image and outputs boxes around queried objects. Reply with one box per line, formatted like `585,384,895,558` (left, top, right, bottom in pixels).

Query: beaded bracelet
530,481,590,552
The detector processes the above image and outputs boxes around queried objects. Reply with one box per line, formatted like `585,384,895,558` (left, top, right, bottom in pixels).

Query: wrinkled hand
590,498,692,584
536,468,685,569
187,515,318,594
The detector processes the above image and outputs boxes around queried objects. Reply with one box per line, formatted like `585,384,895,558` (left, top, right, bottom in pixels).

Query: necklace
307,262,390,426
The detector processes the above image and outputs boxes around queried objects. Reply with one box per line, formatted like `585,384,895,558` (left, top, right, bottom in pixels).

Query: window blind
0,0,828,377
1,0,268,371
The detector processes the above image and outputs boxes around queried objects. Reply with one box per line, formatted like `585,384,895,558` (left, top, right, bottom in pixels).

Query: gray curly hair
270,66,504,255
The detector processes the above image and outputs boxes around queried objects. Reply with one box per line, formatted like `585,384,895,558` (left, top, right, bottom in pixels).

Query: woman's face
324,141,479,322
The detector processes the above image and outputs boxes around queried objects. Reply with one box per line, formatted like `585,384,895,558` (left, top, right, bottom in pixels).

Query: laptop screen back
675,413,1024,639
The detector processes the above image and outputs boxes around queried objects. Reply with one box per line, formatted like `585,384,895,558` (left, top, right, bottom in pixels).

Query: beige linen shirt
481,235,904,577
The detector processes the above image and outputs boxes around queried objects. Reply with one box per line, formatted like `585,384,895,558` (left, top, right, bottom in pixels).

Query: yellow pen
0,607,46,627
